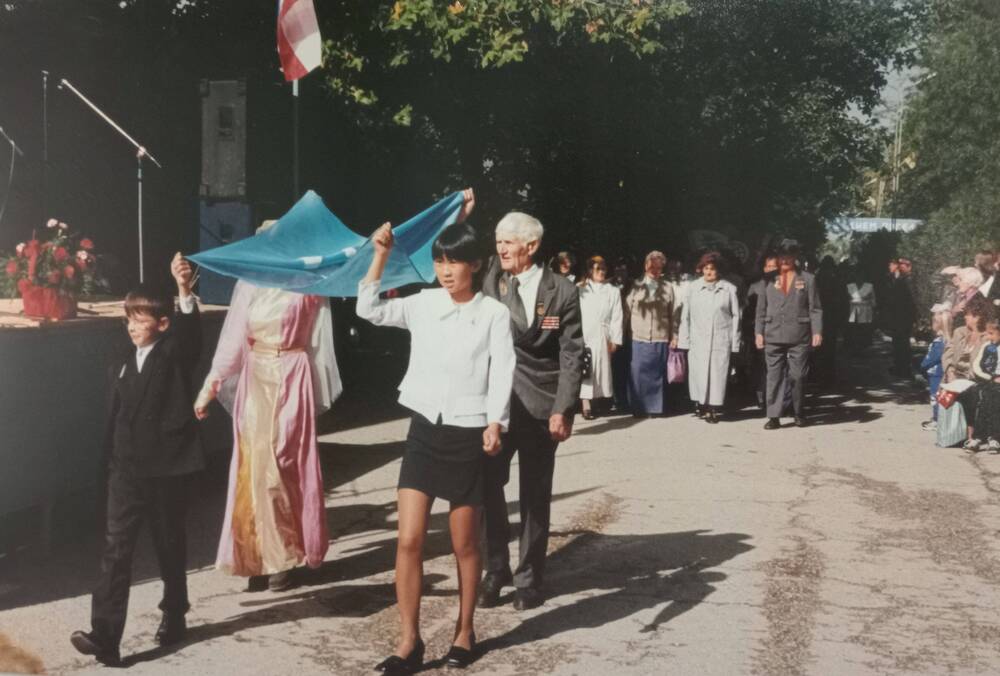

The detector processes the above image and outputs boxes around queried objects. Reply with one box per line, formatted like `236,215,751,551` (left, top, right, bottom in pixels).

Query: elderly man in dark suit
755,247,823,429
476,206,584,611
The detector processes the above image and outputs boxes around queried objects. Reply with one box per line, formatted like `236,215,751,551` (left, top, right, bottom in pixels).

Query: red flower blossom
47,270,62,284
24,240,40,258
5,260,17,277
64,265,76,279
17,278,31,295
79,238,94,250
53,246,69,262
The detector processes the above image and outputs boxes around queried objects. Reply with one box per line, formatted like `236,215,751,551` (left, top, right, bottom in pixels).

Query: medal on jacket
536,302,546,317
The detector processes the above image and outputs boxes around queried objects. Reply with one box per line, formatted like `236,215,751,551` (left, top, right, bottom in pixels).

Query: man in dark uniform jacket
755,248,823,429
882,257,916,378
71,254,204,666
477,207,584,611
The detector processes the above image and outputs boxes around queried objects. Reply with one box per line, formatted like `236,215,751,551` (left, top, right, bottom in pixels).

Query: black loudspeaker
197,78,291,304
198,200,253,305
200,79,247,200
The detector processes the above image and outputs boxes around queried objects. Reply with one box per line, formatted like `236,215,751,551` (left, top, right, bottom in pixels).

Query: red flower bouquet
2,219,109,320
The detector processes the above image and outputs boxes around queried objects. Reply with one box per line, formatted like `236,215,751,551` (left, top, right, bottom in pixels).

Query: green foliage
317,0,922,262
897,0,1000,311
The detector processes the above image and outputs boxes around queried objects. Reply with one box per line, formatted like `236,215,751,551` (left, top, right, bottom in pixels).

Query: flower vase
21,283,77,320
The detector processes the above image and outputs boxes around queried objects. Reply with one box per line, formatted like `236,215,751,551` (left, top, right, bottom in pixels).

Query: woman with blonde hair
577,255,624,419
920,303,952,431
952,267,984,323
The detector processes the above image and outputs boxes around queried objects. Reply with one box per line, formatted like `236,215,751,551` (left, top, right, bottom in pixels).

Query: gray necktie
509,275,528,332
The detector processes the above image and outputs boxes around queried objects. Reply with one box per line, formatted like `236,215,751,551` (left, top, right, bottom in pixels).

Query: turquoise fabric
190,190,465,296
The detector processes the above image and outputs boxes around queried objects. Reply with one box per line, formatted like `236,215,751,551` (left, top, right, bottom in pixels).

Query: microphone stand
58,78,162,283
0,124,24,227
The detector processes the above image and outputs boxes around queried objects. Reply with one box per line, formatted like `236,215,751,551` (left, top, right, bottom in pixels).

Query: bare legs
449,503,480,649
392,488,479,657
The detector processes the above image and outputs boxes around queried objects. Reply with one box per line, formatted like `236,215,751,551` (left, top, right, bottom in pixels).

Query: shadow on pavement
478,529,753,655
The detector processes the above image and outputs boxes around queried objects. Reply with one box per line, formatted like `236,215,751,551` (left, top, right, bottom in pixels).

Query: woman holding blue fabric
357,192,516,673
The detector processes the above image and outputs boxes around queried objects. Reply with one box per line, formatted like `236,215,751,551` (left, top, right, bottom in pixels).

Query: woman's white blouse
356,280,515,430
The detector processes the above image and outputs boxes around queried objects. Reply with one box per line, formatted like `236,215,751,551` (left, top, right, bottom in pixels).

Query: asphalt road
3,345,1000,675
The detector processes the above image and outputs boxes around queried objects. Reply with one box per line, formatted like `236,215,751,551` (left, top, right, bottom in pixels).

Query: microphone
0,127,24,156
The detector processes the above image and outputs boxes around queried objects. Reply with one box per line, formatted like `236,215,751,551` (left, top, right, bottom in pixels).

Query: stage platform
0,298,232,544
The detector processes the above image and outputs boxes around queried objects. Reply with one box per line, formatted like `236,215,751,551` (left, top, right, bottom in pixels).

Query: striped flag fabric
277,0,323,81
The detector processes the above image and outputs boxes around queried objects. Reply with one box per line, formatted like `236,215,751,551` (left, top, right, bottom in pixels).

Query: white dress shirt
356,281,516,430
134,294,196,373
981,275,995,298
513,264,543,325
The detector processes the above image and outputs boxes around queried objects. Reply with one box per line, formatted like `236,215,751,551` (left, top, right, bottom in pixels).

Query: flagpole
292,78,299,201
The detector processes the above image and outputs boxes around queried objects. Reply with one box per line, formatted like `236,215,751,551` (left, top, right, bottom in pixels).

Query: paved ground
4,344,1000,675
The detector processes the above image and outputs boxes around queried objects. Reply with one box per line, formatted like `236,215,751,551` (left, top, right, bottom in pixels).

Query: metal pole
292,79,300,200
58,78,161,285
137,155,144,283
42,70,48,221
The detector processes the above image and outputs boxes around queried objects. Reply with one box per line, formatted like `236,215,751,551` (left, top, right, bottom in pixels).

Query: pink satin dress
204,282,331,576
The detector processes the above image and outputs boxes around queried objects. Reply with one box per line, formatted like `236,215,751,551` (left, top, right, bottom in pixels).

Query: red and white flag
277,0,323,82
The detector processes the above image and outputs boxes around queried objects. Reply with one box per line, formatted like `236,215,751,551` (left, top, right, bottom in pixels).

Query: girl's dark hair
432,222,483,264
432,223,486,290
124,283,174,320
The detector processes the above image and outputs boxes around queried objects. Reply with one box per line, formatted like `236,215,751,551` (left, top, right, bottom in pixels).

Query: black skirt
398,414,485,506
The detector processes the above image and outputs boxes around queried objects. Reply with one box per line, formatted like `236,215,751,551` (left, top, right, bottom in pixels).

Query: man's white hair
495,212,544,244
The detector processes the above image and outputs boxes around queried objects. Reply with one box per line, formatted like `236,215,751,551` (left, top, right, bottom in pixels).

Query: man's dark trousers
482,396,559,591
764,342,810,419
891,328,912,375
90,459,191,648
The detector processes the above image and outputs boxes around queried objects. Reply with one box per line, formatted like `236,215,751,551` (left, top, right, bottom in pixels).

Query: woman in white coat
678,252,741,423
578,256,624,419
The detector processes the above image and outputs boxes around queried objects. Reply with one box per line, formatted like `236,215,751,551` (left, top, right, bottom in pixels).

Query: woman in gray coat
678,252,742,423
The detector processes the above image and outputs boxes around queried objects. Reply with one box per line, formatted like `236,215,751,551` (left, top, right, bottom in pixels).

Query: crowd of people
65,182,1000,672
917,251,1000,452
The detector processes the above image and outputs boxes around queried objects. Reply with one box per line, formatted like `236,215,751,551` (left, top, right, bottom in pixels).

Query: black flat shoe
763,418,780,430
374,639,424,674
268,569,297,592
70,630,121,667
794,417,808,428
444,633,476,669
705,410,719,424
582,410,595,420
155,613,186,646
477,572,511,608
694,405,705,418
512,587,544,611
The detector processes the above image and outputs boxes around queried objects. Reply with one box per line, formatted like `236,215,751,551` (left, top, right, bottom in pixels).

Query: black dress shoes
764,418,781,430
794,416,808,428
512,587,544,611
444,633,476,669
70,630,121,666
374,639,424,674
477,572,511,608
268,569,297,592
155,613,187,646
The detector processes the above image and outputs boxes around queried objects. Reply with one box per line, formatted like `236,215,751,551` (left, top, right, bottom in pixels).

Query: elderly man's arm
551,287,585,441
755,282,768,349
809,275,823,347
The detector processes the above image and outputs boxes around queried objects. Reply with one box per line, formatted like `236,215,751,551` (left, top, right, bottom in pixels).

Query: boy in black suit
71,253,204,666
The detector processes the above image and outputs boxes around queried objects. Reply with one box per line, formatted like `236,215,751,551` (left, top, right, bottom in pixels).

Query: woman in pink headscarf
194,224,341,591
